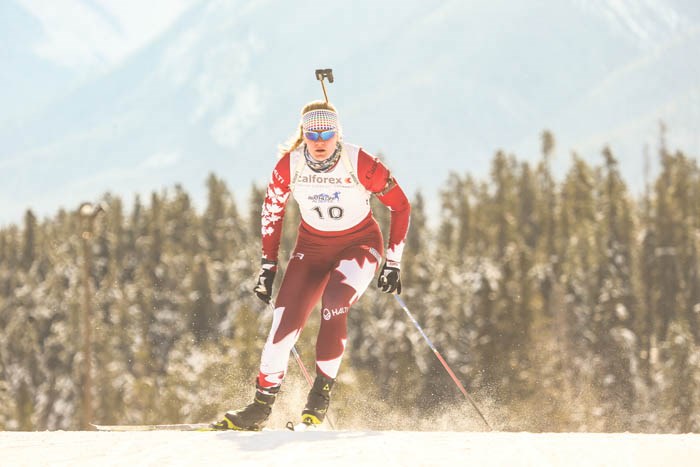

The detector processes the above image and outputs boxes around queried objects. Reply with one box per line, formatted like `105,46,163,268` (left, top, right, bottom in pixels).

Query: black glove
253,259,277,304
377,261,402,294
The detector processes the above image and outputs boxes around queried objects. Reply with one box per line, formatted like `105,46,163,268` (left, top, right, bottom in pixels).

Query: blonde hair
278,100,341,157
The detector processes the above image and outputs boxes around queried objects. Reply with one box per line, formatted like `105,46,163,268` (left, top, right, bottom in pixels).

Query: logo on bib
308,192,341,203
297,174,353,185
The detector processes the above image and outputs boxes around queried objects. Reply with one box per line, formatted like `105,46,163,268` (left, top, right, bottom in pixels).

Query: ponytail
278,125,304,158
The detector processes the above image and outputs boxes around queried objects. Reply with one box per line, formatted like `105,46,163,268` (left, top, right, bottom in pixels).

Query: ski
91,423,286,432
93,419,328,432
92,423,214,432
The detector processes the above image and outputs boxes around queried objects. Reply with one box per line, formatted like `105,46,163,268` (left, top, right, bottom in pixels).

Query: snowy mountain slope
575,0,695,50
2,430,700,467
515,23,700,175
1,0,699,225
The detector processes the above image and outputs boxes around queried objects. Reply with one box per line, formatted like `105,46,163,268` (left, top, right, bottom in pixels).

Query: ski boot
211,383,280,431
300,375,335,426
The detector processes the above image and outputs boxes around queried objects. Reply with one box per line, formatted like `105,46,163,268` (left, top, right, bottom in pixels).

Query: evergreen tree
486,151,531,400
164,184,199,255
0,227,20,295
593,147,638,430
660,320,700,432
402,191,428,287
536,153,598,429
191,256,215,343
539,130,558,264
653,150,683,341
21,210,37,270
513,162,538,399
203,173,243,261
437,172,460,254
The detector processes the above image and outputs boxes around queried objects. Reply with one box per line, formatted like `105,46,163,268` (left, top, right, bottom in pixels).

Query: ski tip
286,420,319,432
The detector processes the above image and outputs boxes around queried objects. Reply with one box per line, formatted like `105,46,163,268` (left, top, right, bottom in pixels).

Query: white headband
302,109,338,131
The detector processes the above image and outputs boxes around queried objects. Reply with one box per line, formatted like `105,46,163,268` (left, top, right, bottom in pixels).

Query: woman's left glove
253,259,277,304
377,261,402,294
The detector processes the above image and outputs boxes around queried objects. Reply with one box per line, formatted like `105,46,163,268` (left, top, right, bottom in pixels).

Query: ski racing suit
257,142,411,388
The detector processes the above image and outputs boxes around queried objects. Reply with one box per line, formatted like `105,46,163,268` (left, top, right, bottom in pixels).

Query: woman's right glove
377,260,402,294
253,259,277,304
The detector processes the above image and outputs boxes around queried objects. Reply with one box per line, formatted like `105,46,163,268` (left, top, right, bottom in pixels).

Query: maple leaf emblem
335,257,377,304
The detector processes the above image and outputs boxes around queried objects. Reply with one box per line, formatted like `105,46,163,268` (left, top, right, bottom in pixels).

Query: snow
2,430,699,466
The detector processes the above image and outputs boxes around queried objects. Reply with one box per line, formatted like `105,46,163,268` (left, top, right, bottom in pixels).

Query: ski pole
393,295,493,431
291,345,313,387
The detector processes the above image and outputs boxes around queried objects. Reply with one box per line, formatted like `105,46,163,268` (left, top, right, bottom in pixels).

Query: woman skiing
212,99,411,430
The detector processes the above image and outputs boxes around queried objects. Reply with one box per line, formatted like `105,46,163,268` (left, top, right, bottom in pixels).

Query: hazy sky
15,0,195,71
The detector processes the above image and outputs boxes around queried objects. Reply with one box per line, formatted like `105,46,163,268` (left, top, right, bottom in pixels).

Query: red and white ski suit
257,142,410,387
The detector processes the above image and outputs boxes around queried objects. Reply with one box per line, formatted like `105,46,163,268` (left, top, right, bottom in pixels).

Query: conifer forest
1,132,699,433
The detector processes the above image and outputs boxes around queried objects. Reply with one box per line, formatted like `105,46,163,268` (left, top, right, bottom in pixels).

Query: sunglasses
304,129,337,141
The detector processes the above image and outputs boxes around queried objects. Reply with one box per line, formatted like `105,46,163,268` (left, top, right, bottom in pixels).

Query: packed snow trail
2,430,700,466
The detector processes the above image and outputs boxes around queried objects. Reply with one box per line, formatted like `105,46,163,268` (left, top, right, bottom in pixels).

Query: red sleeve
261,153,292,262
357,149,411,263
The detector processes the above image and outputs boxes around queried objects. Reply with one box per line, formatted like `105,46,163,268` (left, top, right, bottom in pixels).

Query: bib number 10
312,206,344,220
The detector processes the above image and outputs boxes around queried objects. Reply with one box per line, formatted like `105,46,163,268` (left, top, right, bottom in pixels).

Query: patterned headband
302,109,338,131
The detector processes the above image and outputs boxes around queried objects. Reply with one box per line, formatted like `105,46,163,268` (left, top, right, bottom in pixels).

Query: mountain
1,0,699,225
